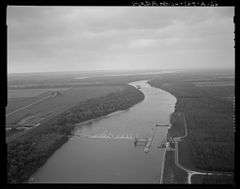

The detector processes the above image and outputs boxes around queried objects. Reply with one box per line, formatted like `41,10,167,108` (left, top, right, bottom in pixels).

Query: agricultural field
7,88,71,114
7,97,40,114
6,84,125,141
8,88,71,98
193,81,234,87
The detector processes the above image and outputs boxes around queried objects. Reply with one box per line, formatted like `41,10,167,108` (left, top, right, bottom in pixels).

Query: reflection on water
30,80,177,183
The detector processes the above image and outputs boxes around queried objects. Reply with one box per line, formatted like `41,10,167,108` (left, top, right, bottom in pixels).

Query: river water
30,80,176,183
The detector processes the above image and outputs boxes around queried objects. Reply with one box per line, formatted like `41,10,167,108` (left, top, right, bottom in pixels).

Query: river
30,80,177,183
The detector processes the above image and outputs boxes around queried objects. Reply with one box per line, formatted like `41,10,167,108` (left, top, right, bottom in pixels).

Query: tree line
7,85,144,183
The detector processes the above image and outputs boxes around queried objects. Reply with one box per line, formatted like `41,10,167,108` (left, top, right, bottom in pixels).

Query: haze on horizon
7,6,234,74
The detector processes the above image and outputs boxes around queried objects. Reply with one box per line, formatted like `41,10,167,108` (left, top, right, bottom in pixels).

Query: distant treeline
7,85,144,183
8,83,104,89
8,73,162,90
148,76,234,173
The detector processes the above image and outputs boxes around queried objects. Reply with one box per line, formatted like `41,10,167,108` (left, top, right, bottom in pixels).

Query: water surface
30,80,176,183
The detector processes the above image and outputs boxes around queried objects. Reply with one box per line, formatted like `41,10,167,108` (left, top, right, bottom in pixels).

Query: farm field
7,88,72,114
193,81,234,87
6,85,124,132
8,88,71,98
7,97,40,114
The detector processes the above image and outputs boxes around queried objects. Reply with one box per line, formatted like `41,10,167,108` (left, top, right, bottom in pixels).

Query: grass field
193,81,234,87
8,88,71,98
162,151,187,184
7,97,39,114
6,85,124,128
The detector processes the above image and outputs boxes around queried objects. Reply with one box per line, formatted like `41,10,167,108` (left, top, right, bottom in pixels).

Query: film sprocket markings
131,0,219,6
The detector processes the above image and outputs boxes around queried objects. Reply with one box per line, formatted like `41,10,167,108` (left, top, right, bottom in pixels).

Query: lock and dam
30,80,177,183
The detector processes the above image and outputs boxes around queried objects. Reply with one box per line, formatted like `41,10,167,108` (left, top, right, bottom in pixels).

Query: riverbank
148,74,234,184
161,108,188,183
7,85,145,183
27,80,176,183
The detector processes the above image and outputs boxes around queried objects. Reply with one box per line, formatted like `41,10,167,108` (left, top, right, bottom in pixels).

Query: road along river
29,80,177,183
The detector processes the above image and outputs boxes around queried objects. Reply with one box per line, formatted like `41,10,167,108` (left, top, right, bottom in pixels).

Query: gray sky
7,7,234,73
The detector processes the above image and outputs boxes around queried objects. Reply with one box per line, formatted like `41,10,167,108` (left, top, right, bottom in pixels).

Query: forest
148,72,234,183
7,85,144,183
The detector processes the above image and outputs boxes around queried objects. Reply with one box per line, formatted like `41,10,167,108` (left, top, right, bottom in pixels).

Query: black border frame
1,1,237,189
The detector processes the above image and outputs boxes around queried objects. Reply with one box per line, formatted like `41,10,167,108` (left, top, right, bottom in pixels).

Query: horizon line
7,67,234,75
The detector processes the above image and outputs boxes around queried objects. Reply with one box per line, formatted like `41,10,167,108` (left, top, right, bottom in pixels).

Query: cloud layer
7,7,234,73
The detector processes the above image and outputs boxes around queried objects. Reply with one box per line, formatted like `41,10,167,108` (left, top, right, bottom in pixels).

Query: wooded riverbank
148,73,234,184
7,85,144,183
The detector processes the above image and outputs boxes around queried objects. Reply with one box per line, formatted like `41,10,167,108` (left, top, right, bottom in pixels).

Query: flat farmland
193,81,234,87
7,88,71,114
7,97,40,114
6,85,124,127
8,88,71,98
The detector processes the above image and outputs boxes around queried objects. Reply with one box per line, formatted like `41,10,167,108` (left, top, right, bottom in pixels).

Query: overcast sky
7,6,234,73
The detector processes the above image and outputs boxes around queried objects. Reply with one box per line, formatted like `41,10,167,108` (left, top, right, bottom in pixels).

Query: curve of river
30,80,177,183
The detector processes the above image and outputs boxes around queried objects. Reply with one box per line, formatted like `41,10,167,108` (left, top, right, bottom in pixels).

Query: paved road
159,147,167,183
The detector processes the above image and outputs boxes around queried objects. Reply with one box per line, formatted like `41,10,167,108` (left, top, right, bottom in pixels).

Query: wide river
30,80,176,183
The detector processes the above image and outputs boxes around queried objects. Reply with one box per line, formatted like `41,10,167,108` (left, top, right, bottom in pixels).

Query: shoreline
7,85,145,183
148,79,234,184
28,80,174,183
28,109,132,183
160,99,188,184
